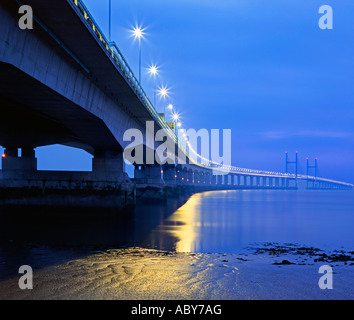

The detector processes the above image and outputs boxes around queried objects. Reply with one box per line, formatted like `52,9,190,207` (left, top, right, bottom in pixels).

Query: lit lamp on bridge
158,86,170,122
172,112,180,133
131,25,146,84
148,64,159,107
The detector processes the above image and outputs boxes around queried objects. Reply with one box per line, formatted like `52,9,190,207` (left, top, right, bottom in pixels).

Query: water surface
0,189,353,280
145,190,354,253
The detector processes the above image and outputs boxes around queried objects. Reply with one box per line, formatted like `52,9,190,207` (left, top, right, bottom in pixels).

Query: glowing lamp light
158,86,170,99
131,25,145,40
148,65,159,76
2,154,5,158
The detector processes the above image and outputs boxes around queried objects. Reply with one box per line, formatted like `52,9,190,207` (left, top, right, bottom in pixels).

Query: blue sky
7,0,354,182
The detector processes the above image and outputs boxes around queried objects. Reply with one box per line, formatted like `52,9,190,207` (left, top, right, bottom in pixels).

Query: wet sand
0,244,353,300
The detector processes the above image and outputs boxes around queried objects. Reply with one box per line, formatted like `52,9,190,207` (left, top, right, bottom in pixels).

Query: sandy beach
0,244,353,300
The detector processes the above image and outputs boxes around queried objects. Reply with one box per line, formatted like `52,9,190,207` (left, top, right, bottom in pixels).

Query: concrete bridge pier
275,177,279,187
92,150,124,175
134,163,167,200
230,175,235,186
256,176,260,187
187,169,194,184
234,175,238,186
204,171,211,185
162,164,177,185
134,164,164,186
2,147,37,172
0,147,136,213
217,174,223,185
199,171,205,185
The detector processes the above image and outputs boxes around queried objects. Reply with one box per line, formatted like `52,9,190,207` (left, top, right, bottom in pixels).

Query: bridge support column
224,175,229,185
217,175,223,185
204,172,211,185
194,170,199,185
263,177,267,187
235,175,240,186
211,174,217,185
228,175,232,185
180,168,188,185
187,169,194,184
175,165,183,184
134,164,164,185
199,171,205,185
162,164,177,185
275,177,279,187
92,150,124,173
2,147,37,172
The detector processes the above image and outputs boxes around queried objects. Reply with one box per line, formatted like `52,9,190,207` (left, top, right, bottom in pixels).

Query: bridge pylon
285,151,298,187
306,157,318,189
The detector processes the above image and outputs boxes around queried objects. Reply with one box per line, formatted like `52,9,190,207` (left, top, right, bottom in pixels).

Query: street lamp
158,86,169,99
158,85,170,121
108,0,112,42
148,64,159,107
131,25,145,84
172,112,180,132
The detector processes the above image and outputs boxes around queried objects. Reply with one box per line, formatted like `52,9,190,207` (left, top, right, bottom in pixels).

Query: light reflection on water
0,189,353,280
147,190,354,253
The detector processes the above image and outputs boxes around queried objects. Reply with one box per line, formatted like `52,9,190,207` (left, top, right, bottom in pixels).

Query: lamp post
108,0,112,43
172,113,179,133
131,25,145,84
158,85,169,121
148,65,159,107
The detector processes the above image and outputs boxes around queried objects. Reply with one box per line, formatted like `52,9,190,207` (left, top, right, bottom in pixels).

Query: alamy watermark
319,5,333,30
18,265,33,290
18,5,33,30
123,121,232,174
17,4,333,31
318,265,333,290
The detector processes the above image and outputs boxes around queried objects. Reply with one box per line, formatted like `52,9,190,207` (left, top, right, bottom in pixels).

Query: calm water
0,190,353,279
145,190,354,253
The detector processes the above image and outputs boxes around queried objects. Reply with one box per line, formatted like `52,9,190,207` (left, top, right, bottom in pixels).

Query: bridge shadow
0,194,192,282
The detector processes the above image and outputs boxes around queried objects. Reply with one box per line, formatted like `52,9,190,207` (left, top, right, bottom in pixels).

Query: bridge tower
285,151,298,187
306,157,318,189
